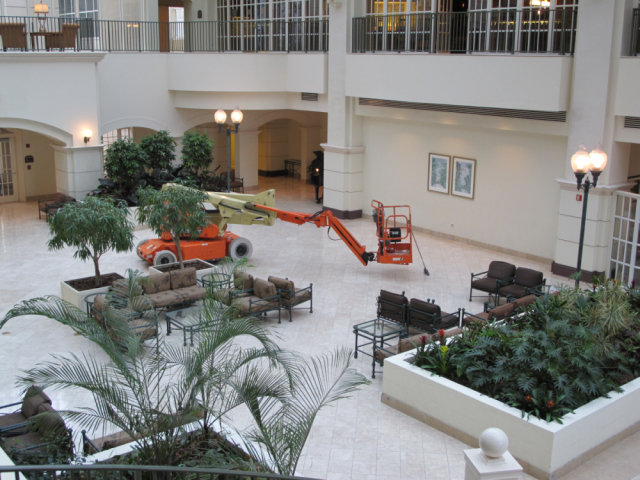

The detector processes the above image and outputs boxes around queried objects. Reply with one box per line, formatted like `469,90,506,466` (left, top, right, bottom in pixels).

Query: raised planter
382,351,640,480
60,273,124,311
150,259,216,282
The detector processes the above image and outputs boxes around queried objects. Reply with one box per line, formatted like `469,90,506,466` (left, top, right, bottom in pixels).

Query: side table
353,318,405,378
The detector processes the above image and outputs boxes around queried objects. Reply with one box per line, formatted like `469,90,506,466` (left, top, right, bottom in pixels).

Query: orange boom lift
137,188,415,268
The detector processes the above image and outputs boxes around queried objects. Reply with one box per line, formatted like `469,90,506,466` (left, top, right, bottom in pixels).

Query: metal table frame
353,318,405,378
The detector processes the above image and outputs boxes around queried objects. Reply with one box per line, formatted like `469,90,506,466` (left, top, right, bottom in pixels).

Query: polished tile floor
0,176,638,479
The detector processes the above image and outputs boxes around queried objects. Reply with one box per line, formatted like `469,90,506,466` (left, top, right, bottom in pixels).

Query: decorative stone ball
479,427,509,458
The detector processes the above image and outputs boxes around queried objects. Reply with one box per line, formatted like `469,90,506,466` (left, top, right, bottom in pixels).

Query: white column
53,145,104,200
236,128,259,188
323,0,365,218
552,0,631,279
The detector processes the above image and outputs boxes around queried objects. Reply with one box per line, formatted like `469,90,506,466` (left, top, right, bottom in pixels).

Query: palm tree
1,270,369,471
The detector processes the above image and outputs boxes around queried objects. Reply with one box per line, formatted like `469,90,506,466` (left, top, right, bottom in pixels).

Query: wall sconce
83,129,92,144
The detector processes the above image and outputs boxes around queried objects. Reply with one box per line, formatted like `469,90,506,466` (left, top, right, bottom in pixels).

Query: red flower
420,335,427,346
524,395,532,403
438,329,445,337
547,400,555,409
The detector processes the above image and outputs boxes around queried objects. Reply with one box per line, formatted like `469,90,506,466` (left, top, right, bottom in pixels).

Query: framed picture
428,153,451,194
451,157,476,199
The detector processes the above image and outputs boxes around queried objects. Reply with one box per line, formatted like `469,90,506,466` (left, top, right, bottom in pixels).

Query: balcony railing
632,8,640,56
352,7,578,55
0,464,321,480
0,16,328,53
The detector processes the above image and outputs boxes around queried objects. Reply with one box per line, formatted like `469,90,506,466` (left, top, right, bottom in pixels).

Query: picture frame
451,157,476,199
427,153,451,194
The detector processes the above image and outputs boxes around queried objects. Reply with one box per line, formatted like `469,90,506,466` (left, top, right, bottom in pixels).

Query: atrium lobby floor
0,176,639,480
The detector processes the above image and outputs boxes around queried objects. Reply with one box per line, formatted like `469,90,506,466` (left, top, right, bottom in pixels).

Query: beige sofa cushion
254,278,277,299
170,267,197,290
140,273,171,294
234,271,253,290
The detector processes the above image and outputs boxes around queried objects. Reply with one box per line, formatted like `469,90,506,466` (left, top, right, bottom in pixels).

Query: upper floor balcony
1,7,639,56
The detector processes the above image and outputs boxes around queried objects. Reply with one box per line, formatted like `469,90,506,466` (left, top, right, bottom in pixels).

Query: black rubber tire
136,238,151,259
228,237,253,260
153,250,177,266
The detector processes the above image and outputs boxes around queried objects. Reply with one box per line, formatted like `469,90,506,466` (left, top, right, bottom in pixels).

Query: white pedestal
464,449,523,480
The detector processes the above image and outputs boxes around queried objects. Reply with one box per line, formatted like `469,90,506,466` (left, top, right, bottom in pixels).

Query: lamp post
570,144,608,288
214,108,243,192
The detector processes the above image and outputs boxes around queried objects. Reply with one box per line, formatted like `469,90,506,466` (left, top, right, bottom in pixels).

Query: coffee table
165,305,205,346
353,318,405,378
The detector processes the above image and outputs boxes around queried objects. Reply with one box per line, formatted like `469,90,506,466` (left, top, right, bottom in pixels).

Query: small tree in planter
48,196,135,288
179,131,225,190
136,184,209,269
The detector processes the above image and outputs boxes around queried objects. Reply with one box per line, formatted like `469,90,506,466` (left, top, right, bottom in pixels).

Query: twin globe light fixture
570,144,608,288
214,108,243,193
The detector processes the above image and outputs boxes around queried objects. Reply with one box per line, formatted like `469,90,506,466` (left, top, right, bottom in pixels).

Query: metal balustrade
0,464,321,480
352,7,578,55
0,16,328,53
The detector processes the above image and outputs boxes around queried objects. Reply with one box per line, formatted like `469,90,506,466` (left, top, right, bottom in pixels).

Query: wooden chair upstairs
45,23,79,51
469,260,516,302
0,23,27,51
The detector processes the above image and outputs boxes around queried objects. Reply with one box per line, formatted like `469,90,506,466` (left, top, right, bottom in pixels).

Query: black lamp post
214,108,243,192
570,144,608,288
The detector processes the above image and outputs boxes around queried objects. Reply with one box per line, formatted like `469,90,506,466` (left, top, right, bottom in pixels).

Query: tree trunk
173,236,184,268
93,256,102,288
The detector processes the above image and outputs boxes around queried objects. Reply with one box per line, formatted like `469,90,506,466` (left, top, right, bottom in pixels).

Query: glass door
0,138,17,203
609,191,640,287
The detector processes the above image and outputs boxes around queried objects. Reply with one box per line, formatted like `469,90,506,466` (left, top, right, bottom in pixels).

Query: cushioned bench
138,267,206,309
230,277,282,323
0,387,52,436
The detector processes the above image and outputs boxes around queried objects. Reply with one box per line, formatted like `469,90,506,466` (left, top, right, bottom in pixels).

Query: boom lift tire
154,250,177,266
229,237,253,260
136,239,151,259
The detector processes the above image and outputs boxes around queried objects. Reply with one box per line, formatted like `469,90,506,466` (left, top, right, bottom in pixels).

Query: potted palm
48,196,134,309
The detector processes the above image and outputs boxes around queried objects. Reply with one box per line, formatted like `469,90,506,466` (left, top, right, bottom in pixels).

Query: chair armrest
230,288,254,300
0,420,29,436
0,401,22,412
496,277,515,288
82,430,101,454
470,270,489,280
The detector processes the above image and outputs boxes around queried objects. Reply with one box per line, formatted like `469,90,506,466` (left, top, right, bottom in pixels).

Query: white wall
345,54,572,112
361,115,566,260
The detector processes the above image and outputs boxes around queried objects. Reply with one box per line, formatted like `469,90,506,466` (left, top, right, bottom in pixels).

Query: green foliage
1,276,369,473
182,131,213,176
47,196,134,288
104,139,146,198
140,130,176,171
413,282,640,423
136,184,209,268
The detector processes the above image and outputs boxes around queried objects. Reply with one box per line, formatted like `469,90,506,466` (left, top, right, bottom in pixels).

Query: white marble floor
0,177,638,479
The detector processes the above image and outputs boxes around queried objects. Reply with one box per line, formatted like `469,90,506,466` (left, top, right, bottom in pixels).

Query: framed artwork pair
428,153,476,199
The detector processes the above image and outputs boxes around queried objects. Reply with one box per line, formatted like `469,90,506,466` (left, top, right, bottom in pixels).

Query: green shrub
414,281,640,423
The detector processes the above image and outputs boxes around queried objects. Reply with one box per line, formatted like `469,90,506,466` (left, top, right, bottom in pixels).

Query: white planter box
60,273,124,311
382,351,640,479
149,259,216,282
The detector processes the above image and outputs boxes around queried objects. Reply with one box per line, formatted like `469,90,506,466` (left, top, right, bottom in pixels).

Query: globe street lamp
214,108,243,192
570,144,608,288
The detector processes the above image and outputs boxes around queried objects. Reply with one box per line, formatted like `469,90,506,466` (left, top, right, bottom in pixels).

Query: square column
52,145,104,200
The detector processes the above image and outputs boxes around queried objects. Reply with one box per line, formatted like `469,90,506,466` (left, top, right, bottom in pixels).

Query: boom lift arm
251,205,375,266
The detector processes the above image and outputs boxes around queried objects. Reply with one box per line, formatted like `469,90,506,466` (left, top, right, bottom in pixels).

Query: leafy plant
413,285,640,423
136,184,209,268
1,279,369,472
104,139,146,201
140,130,176,172
181,131,213,177
47,196,134,288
